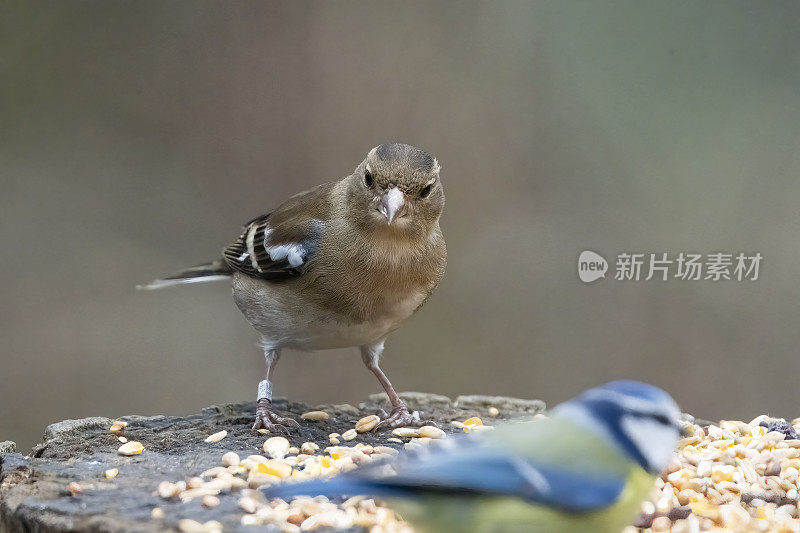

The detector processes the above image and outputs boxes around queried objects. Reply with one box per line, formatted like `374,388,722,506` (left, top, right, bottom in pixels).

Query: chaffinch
143,143,446,432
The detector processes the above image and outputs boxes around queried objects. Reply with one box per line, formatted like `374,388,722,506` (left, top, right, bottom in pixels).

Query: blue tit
265,381,683,533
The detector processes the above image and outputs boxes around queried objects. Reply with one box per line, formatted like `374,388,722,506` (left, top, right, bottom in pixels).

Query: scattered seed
151,507,164,519
488,407,499,417
392,427,419,438
418,426,446,439
118,441,144,456
463,417,483,427
263,436,290,459
287,513,305,526
387,437,403,443
329,436,340,445
202,495,220,508
105,468,119,479
178,519,210,532
68,481,82,495
300,410,330,421
204,430,227,443
373,446,400,456
288,446,299,455
187,476,204,489
118,436,128,443
258,459,292,478
341,429,358,441
355,415,381,433
239,496,259,514
221,451,240,467
158,481,179,499
109,420,127,436
301,442,319,455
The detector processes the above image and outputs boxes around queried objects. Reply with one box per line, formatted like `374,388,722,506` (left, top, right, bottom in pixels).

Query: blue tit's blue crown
557,381,681,474
596,380,677,405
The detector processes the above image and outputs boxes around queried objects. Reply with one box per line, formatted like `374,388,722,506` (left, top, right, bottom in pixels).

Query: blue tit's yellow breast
393,467,656,533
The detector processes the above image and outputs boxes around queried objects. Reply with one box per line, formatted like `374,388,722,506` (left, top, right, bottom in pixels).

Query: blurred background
2,1,799,450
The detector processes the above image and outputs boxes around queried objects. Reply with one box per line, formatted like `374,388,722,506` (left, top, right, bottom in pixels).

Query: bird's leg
251,348,298,434
361,340,417,428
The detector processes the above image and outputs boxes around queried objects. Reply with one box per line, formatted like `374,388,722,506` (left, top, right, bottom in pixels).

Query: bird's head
553,381,682,474
347,143,444,237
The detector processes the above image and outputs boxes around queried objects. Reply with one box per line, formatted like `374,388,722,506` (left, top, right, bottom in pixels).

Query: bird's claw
378,405,421,429
250,399,299,434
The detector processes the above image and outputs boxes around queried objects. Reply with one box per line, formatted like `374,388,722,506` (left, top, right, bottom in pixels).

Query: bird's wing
377,445,628,512
267,437,628,513
222,182,333,281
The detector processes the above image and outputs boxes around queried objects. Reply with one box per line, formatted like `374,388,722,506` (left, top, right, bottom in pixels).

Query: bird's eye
419,183,432,198
364,170,374,188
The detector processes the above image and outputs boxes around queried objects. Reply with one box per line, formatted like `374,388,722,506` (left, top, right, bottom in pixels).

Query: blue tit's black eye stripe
420,184,432,198
364,169,374,187
628,410,674,428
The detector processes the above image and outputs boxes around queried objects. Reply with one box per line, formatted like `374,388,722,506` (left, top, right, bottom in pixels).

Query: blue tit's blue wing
383,448,627,512
266,442,627,512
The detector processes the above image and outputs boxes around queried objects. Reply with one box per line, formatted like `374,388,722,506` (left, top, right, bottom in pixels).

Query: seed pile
145,413,495,532
630,416,800,533
100,407,800,533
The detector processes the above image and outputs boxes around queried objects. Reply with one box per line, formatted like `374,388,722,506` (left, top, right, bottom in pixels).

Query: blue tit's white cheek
621,415,680,472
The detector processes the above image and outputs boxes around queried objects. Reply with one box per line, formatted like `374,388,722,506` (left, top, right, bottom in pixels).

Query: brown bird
143,143,447,432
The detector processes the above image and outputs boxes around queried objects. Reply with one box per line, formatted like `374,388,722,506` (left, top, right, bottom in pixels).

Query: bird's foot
378,405,422,429
250,398,299,434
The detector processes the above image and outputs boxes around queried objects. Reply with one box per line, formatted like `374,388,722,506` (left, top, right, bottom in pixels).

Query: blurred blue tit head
554,380,682,474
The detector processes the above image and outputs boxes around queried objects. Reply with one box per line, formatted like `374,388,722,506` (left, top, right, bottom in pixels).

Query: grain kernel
263,436,290,459
418,426,445,439
204,430,227,443
300,411,329,421
202,495,220,508
373,446,400,456
355,415,381,433
158,481,179,499
488,407,499,417
341,429,358,441
651,516,671,531
392,427,419,438
109,420,127,436
221,451,240,467
151,507,164,519
300,442,319,455
257,460,292,478
118,441,144,456
105,468,119,479
463,417,483,427
186,476,204,489
178,519,207,532
68,481,82,495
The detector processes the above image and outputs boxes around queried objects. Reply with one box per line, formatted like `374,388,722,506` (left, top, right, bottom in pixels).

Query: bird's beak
379,187,406,225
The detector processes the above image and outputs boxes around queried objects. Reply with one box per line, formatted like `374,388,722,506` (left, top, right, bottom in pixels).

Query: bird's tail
137,259,233,290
